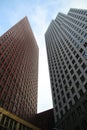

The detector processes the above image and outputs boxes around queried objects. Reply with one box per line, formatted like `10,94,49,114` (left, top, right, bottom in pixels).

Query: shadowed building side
29,108,55,130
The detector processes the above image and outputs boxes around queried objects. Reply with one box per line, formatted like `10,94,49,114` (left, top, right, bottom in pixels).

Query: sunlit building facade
0,17,39,121
45,8,87,130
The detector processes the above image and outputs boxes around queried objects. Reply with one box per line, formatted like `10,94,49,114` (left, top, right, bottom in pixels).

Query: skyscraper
0,17,39,121
45,8,87,130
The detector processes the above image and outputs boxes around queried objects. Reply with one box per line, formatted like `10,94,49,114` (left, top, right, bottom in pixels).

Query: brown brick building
0,17,39,121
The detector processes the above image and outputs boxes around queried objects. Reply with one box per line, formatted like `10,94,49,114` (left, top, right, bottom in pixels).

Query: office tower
0,17,39,121
45,8,87,130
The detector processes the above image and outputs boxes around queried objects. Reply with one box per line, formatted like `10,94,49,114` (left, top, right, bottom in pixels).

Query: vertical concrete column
16,122,20,130
0,113,3,123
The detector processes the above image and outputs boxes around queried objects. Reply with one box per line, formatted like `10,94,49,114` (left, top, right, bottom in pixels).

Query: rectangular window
54,99,57,104
71,87,75,94
75,54,79,59
82,63,86,70
75,81,80,88
73,75,77,81
61,90,64,96
79,48,83,53
67,92,70,99
68,64,71,70
84,42,87,48
55,106,58,112
63,97,66,103
77,69,81,75
83,100,87,111
65,85,68,91
80,75,85,83
78,58,82,64
60,110,63,117
79,89,84,96
84,82,87,90
69,80,72,86
72,59,75,64
58,95,60,100
64,105,68,112
69,100,72,107
59,102,62,108
74,64,78,70
74,95,78,102
70,69,74,75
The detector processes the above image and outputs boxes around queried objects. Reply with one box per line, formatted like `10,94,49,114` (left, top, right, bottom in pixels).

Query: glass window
80,75,85,83
74,95,78,102
82,63,86,70
77,69,81,75
79,89,84,97
71,87,75,94
84,42,87,48
84,83,87,90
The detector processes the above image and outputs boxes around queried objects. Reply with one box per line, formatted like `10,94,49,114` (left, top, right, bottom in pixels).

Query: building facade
29,109,55,130
0,17,39,121
45,8,87,130
0,107,41,130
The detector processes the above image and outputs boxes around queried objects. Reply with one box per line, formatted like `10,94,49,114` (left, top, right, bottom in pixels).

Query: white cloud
29,6,48,46
69,0,87,9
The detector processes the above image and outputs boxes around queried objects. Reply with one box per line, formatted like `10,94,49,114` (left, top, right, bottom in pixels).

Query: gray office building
45,8,87,130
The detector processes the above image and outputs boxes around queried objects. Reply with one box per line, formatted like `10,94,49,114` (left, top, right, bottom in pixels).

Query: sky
0,0,87,113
